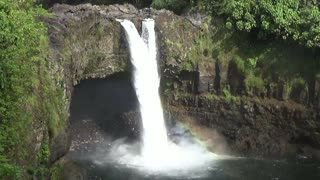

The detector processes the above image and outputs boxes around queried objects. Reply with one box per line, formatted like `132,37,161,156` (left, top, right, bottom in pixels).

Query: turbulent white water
99,19,228,175
119,19,169,163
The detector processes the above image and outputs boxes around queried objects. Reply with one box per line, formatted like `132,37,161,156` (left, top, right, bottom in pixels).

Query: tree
199,0,320,48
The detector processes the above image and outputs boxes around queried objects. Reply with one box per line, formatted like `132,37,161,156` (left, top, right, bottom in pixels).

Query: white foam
98,19,230,177
119,19,168,163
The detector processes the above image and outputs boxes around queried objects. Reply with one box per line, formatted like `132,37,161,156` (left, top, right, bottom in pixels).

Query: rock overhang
47,3,197,85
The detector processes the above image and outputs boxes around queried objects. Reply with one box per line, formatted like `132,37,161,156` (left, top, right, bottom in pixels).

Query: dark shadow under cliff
69,72,139,140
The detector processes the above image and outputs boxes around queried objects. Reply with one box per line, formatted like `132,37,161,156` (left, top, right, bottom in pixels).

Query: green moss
43,78,67,139
151,0,190,14
223,87,238,102
232,55,266,93
33,167,50,180
202,93,219,100
36,143,50,165
286,77,307,100
212,18,315,96
0,1,67,178
180,61,194,71
182,17,215,71
233,56,246,74
291,77,306,87
245,75,266,92
50,163,64,180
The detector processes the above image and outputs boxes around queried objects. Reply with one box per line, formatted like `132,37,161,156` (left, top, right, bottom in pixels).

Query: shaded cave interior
69,72,141,144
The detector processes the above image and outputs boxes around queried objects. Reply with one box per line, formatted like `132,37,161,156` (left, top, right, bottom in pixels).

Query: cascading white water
118,19,169,163
109,19,222,174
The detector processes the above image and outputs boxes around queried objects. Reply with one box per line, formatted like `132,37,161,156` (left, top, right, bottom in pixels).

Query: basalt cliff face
46,3,197,162
46,3,320,162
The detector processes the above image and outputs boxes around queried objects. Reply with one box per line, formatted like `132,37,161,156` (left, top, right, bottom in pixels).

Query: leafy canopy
199,0,320,48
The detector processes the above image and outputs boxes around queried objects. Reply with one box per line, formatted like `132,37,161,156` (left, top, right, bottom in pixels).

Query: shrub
0,0,65,178
152,0,190,14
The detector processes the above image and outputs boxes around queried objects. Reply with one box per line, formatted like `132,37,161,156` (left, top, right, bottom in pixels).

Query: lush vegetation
0,0,318,178
198,0,320,48
150,0,320,49
39,0,320,47
151,0,319,101
152,0,191,13
0,0,66,179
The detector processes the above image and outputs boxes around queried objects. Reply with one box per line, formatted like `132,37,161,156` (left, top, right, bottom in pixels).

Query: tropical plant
0,0,62,178
198,0,320,48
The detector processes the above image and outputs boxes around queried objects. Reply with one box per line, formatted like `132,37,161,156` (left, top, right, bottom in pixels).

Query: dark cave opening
69,72,140,142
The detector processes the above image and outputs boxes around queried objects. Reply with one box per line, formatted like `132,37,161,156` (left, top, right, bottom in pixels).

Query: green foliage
0,0,65,178
36,143,50,165
291,77,306,87
27,144,53,180
223,87,236,102
181,17,215,71
50,163,64,180
287,77,307,99
199,0,320,48
245,75,265,91
234,55,257,73
0,158,22,179
196,14,317,100
152,0,190,13
43,81,66,138
233,55,265,91
33,167,50,180
202,92,219,100
233,56,246,74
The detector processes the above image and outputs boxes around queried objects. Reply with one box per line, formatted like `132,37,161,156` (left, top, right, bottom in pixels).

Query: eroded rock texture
166,95,320,159
47,3,197,162
47,3,320,161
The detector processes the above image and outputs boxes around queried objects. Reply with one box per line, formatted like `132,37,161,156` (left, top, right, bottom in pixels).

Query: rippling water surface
72,157,320,180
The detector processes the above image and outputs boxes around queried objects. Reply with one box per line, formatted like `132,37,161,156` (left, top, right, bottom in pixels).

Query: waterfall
114,19,217,172
118,19,169,162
